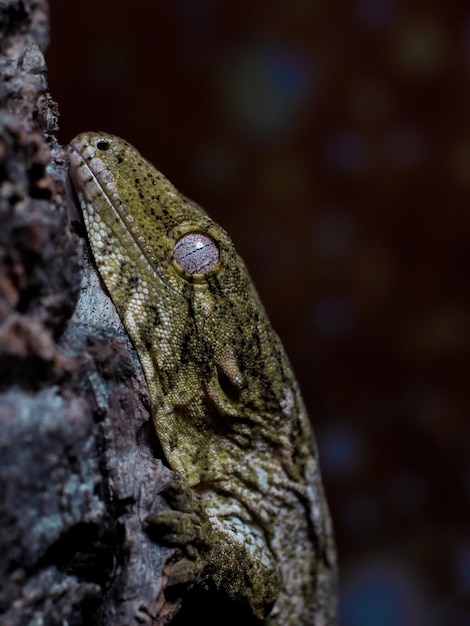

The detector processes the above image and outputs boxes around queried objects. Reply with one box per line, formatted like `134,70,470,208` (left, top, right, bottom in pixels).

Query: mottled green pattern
68,132,336,624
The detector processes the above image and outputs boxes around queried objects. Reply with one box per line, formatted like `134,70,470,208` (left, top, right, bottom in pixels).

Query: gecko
68,132,337,625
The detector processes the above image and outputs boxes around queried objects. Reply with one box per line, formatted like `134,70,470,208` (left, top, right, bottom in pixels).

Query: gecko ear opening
216,368,241,404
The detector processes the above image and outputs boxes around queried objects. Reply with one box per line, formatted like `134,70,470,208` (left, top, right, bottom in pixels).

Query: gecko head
69,130,290,392
69,132,296,481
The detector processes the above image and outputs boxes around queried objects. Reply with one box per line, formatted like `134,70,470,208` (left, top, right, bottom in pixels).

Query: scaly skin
68,132,337,624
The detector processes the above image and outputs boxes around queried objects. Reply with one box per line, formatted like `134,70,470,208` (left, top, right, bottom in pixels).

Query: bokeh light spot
317,421,365,479
453,542,470,595
221,42,317,139
340,557,432,626
389,16,449,79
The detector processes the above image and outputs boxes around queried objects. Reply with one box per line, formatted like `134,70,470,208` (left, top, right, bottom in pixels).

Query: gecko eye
173,232,220,275
96,140,109,151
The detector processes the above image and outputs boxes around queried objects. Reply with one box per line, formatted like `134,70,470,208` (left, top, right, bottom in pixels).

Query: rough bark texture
0,2,180,624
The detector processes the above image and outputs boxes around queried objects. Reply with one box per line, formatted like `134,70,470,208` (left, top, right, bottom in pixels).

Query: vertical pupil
173,233,220,274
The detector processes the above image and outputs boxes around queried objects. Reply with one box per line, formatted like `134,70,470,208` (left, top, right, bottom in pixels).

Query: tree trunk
0,2,181,624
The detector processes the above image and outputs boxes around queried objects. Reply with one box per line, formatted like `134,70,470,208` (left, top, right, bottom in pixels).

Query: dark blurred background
47,1,470,624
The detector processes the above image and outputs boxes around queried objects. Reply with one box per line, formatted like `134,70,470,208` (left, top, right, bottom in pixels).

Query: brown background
47,1,470,624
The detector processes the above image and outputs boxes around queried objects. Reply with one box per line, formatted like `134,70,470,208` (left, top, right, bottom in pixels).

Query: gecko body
68,132,336,625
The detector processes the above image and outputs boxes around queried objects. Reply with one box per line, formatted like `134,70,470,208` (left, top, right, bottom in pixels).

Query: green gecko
68,132,337,625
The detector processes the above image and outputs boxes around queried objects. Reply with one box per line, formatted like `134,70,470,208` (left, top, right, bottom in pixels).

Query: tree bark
0,2,180,624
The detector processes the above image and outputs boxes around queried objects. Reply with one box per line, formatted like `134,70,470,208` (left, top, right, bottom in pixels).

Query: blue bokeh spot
222,42,317,139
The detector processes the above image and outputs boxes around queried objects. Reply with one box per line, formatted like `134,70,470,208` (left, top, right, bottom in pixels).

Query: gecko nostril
96,140,109,151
